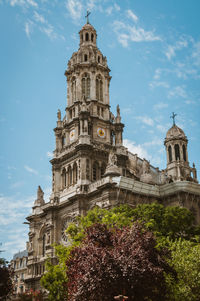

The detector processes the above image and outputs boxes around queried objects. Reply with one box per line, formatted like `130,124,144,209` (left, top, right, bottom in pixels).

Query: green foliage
40,245,72,301
165,239,200,301
41,203,199,300
0,257,13,300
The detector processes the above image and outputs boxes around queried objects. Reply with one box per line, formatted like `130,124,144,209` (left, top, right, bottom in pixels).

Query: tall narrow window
96,75,103,101
183,145,186,161
71,77,76,102
93,162,99,181
168,145,172,162
82,73,90,99
91,33,94,42
86,32,89,41
175,144,180,161
42,234,46,256
73,163,78,184
84,54,88,62
100,163,106,178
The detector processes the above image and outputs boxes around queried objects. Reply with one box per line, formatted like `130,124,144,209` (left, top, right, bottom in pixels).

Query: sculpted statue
37,186,44,201
57,109,61,121
117,104,120,117
108,151,117,166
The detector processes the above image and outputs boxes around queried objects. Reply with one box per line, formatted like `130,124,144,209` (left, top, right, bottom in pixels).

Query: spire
85,10,91,24
170,112,177,126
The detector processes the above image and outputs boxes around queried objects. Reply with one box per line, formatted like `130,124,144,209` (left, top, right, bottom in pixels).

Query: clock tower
51,20,125,203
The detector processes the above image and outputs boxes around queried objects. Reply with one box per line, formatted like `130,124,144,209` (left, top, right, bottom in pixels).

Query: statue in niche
80,95,87,112
57,109,61,121
108,151,117,167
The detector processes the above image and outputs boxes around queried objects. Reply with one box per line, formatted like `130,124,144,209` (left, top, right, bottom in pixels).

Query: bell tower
164,113,197,182
50,17,125,203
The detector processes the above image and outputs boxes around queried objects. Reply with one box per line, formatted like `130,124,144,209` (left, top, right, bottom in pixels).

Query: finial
57,109,61,121
170,112,177,126
85,10,91,24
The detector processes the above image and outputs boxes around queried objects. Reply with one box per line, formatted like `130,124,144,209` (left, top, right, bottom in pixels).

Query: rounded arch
183,144,187,161
93,161,99,181
85,32,89,41
73,162,78,184
67,165,72,186
61,167,67,188
175,144,180,161
96,74,103,101
100,162,106,178
71,76,76,102
91,33,94,42
168,145,172,163
82,72,90,99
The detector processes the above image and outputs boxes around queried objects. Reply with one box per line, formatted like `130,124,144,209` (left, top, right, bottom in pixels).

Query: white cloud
126,9,138,23
149,81,169,89
168,86,187,99
192,41,200,66
9,0,37,7
113,20,161,47
123,139,150,160
184,99,196,105
136,116,154,126
153,102,168,110
40,24,57,40
34,11,45,23
165,38,188,60
143,137,163,147
156,124,167,133
25,20,34,38
66,0,83,21
24,165,38,175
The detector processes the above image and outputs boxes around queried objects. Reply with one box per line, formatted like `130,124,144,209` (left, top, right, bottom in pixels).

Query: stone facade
10,250,28,295
12,21,199,291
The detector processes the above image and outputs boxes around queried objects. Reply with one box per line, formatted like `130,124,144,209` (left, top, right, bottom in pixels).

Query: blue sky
0,0,200,261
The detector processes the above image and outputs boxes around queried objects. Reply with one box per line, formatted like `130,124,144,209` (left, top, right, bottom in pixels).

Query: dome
79,23,96,33
165,125,186,140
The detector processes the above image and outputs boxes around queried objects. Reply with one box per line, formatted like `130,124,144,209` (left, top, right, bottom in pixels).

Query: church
11,18,200,293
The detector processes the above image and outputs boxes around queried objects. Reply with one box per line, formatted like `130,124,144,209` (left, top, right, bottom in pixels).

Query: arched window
175,144,180,161
42,234,46,256
168,145,172,162
98,56,100,63
68,166,72,186
82,73,90,98
96,75,103,101
100,163,106,178
62,168,67,188
71,77,76,102
86,159,90,180
73,162,78,184
93,162,99,181
91,33,94,42
86,32,89,41
84,54,88,62
183,145,186,161
62,136,66,148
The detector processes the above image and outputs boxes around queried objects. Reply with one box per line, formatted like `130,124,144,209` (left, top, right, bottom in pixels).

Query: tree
66,223,176,301
0,258,14,300
166,239,200,301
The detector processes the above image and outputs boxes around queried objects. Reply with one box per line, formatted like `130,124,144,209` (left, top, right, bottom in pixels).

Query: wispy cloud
165,38,188,60
66,0,83,22
168,86,187,99
24,165,38,175
153,102,168,110
124,139,150,160
135,116,154,126
126,9,138,23
149,81,169,89
9,0,38,8
33,11,45,23
113,20,161,47
25,20,34,38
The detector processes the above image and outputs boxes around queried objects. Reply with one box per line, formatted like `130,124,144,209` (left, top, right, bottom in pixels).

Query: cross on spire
170,112,177,126
85,10,91,24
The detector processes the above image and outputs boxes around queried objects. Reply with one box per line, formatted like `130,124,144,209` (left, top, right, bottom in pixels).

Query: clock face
70,129,75,141
97,127,106,138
